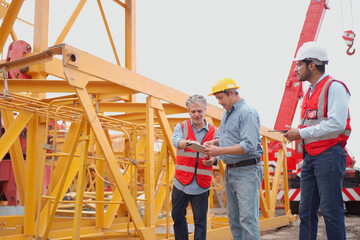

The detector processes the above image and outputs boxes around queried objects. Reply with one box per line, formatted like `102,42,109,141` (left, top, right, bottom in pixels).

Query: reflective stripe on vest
175,119,216,188
176,150,208,159
175,165,213,176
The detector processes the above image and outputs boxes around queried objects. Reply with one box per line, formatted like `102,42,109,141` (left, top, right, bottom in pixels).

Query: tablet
186,142,206,154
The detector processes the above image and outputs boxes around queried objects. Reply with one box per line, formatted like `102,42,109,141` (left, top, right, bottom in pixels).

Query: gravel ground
260,213,360,240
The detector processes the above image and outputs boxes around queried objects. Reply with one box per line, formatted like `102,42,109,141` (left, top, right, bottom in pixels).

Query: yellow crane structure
0,1,296,239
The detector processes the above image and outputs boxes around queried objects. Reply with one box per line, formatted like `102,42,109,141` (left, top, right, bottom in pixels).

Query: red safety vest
175,120,216,189
300,76,351,156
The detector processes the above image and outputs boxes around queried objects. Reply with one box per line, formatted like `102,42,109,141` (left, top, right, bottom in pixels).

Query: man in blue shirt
203,78,263,240
171,94,218,240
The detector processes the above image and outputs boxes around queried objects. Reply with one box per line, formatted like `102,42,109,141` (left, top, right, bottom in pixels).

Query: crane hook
342,30,356,56
346,44,355,56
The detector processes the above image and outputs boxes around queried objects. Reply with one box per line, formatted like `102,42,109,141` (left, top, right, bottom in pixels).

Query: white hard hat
294,41,329,65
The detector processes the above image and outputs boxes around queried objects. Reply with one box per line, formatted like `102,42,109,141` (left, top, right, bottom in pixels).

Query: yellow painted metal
54,0,87,45
73,85,153,239
32,0,49,99
34,115,46,216
270,147,285,217
262,137,271,209
0,111,32,162
40,123,85,239
95,140,105,228
144,97,156,229
282,142,291,214
125,0,136,71
46,121,83,192
1,110,26,204
97,0,121,66
0,46,296,240
0,2,297,239
24,113,36,236
73,122,90,239
0,0,24,53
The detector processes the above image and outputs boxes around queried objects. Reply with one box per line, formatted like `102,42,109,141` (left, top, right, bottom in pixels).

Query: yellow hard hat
209,78,240,96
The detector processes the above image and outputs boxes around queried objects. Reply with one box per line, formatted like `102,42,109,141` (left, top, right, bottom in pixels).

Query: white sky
7,1,360,163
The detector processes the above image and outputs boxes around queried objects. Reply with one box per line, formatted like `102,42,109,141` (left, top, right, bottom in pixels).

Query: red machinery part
0,160,19,205
6,40,32,79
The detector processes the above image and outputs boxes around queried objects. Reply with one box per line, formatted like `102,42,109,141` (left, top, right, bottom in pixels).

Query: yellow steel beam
152,99,177,222
155,142,167,187
282,142,291,214
259,187,269,219
70,76,153,239
165,147,171,238
54,0,87,45
98,102,186,115
95,140,105,228
0,0,24,54
44,57,64,78
269,147,286,218
262,137,271,209
97,0,121,66
144,97,155,228
0,50,53,72
0,79,137,94
1,110,26,204
33,0,49,53
73,122,90,239
125,0,136,71
102,127,136,228
37,120,84,237
124,0,137,102
0,111,32,162
46,122,83,192
32,0,49,99
24,113,36,235
260,125,285,142
57,44,223,119
34,115,46,215
259,213,297,232
0,2,8,18
0,0,298,235
152,99,176,161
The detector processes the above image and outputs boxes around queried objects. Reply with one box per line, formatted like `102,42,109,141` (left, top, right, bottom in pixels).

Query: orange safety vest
300,76,351,156
175,120,216,189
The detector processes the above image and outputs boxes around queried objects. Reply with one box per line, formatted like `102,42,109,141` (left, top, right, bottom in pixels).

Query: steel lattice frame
0,1,295,239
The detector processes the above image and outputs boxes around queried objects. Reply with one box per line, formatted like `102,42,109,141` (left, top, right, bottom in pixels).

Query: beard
297,68,311,82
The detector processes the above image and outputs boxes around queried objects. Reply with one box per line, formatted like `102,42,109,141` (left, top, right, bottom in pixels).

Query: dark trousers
171,186,209,240
299,143,347,240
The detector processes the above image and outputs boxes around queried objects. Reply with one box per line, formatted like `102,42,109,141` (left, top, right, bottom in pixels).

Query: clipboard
185,142,206,154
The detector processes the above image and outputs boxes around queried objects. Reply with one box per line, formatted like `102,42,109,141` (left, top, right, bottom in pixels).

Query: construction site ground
173,208,360,239
260,211,360,240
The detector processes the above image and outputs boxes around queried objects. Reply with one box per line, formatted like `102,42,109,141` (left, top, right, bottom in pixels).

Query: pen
268,130,288,133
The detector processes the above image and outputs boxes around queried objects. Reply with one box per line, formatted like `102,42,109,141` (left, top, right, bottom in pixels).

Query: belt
226,158,261,168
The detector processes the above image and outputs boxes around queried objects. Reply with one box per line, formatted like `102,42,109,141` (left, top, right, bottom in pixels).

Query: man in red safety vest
171,94,218,240
284,41,351,240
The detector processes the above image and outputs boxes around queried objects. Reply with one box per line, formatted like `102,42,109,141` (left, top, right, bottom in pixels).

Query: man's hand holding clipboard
185,141,207,154
185,141,216,166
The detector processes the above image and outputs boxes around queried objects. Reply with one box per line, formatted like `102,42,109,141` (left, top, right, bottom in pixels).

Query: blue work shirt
218,99,263,164
172,119,211,195
299,73,351,139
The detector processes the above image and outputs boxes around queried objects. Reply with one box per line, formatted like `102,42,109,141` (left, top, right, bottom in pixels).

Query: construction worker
171,94,218,240
284,41,351,240
203,78,263,240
